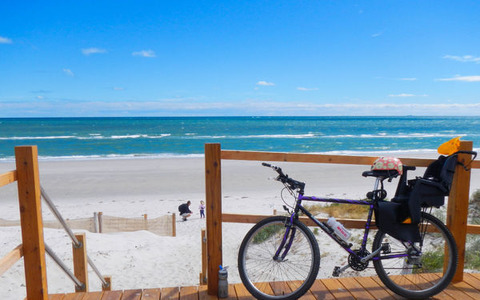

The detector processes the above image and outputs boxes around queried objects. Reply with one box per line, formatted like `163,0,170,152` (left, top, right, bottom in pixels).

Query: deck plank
101,290,123,300
252,282,275,296
82,291,103,300
224,284,238,300
370,276,401,299
63,292,86,300
232,283,254,300
321,277,353,299
350,276,397,300
449,280,480,299
308,279,336,300
428,273,476,300
180,286,198,300
46,273,480,300
141,288,161,300
198,285,218,300
269,281,291,296
337,277,375,300
463,273,480,289
286,281,315,300
161,287,180,300
122,289,142,300
469,272,480,282
407,271,458,299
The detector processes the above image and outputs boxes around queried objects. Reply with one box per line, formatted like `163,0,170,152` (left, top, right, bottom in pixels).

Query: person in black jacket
178,201,192,221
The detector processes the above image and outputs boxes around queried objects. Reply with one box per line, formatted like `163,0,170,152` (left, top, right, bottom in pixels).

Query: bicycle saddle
362,169,400,178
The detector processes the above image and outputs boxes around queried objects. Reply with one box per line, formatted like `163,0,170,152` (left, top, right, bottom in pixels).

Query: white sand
1,154,479,299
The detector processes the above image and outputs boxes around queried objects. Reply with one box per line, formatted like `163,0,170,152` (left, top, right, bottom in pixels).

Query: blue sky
1,1,480,117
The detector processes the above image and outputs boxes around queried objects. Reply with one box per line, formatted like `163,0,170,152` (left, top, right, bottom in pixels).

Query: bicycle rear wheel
238,216,320,300
373,212,457,299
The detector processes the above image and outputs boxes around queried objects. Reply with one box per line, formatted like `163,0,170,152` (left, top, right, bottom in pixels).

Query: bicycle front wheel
238,216,320,300
373,212,457,299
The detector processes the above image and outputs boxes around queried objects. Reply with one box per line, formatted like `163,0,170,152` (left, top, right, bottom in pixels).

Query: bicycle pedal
332,266,340,277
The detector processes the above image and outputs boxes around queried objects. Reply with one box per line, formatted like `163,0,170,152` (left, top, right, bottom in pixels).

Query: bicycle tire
373,212,457,299
238,216,320,300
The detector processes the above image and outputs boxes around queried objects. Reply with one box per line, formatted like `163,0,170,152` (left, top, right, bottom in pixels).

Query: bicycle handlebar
262,162,305,191
262,162,285,176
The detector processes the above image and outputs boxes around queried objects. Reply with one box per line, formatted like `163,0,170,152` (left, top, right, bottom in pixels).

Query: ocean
1,116,479,161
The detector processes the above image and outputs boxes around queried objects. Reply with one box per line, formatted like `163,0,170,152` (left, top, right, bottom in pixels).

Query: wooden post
172,213,176,237
73,233,88,292
15,145,48,300
205,143,222,295
103,276,112,291
93,212,99,233
199,228,207,285
446,140,473,282
98,212,103,233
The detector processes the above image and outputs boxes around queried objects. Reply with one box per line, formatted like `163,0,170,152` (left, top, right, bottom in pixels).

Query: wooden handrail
205,142,478,294
221,150,437,167
0,244,23,276
0,170,17,188
223,213,480,234
1,148,110,297
222,213,374,228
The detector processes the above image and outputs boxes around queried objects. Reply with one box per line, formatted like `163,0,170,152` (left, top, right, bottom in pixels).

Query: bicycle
238,150,477,299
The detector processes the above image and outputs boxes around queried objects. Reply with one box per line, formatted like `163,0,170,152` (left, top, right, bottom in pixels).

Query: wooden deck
48,273,480,299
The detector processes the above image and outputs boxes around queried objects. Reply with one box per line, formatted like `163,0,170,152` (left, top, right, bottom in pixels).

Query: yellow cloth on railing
438,136,461,155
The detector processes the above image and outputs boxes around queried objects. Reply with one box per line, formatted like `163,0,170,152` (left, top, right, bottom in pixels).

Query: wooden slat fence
0,146,110,299
204,141,479,295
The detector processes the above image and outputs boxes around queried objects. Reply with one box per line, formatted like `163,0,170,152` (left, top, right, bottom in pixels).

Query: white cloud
3,99,480,117
398,78,417,81
371,30,384,38
389,93,415,97
256,81,275,86
81,48,107,55
0,36,12,44
63,68,74,77
437,75,480,82
132,50,156,58
443,55,480,63
297,87,319,91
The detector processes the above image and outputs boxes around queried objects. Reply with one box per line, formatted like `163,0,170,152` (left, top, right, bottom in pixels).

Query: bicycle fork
273,217,297,262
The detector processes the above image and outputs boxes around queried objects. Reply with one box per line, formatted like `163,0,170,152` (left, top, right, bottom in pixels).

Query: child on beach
199,201,206,218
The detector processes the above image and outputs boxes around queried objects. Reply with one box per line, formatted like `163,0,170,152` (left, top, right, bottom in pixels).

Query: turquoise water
1,116,479,160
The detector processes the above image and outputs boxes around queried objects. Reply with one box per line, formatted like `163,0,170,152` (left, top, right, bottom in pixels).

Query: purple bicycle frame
274,194,409,262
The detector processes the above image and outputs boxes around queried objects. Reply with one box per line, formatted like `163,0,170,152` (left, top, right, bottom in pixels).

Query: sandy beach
1,153,479,299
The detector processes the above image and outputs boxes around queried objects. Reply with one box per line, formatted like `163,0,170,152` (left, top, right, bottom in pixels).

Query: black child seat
405,154,458,223
374,154,458,242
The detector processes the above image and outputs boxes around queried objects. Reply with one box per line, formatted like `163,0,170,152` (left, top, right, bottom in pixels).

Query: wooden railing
0,146,110,300
204,141,479,295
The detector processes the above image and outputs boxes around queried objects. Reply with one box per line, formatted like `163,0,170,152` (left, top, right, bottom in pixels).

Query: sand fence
0,212,176,236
